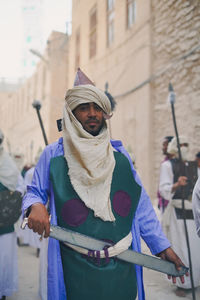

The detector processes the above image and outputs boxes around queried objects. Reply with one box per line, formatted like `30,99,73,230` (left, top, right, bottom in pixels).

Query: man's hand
157,247,189,284
28,203,50,238
177,176,188,186
172,176,188,192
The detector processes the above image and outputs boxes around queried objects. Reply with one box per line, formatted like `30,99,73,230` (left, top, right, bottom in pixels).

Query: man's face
196,157,200,168
73,102,105,136
162,140,169,155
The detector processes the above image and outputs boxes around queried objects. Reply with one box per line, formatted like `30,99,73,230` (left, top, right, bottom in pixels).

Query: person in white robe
0,130,25,300
159,136,200,295
192,176,200,238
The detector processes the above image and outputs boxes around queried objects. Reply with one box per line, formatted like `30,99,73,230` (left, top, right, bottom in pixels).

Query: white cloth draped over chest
62,84,116,222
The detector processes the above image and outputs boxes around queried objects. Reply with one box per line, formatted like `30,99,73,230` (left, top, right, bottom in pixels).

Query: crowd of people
0,69,200,300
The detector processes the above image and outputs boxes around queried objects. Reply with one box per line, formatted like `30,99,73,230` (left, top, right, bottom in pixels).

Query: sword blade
50,225,188,277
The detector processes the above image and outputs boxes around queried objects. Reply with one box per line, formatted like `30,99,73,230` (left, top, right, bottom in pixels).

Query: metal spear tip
104,82,116,112
105,81,109,92
168,82,174,92
168,83,176,104
32,100,41,110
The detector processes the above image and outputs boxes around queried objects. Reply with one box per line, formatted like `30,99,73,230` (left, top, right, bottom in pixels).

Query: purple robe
22,138,170,300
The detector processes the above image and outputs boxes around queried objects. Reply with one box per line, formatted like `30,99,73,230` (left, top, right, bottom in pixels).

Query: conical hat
73,68,95,86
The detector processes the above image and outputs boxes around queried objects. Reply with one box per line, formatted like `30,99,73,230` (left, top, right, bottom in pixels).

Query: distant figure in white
192,176,200,238
0,129,24,300
159,136,200,296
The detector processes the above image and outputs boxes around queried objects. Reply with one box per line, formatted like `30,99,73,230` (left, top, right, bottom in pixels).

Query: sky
0,0,71,80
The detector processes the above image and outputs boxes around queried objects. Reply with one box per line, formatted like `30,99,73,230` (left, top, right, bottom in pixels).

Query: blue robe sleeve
22,139,63,215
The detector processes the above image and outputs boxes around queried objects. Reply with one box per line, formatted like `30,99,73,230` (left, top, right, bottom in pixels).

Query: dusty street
7,245,40,300
142,241,200,300
6,205,200,300
6,241,200,300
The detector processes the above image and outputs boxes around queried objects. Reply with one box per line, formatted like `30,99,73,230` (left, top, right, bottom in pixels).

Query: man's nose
88,106,97,117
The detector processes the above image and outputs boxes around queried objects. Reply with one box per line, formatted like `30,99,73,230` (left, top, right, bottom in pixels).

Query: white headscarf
0,146,20,191
167,136,189,160
62,84,116,222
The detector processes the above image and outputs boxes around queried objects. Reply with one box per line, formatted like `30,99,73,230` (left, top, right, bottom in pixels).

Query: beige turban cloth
62,84,116,222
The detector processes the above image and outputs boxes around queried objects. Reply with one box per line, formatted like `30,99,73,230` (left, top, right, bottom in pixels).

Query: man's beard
84,119,105,136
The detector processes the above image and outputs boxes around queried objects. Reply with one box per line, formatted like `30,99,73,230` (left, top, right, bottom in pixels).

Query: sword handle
21,217,28,229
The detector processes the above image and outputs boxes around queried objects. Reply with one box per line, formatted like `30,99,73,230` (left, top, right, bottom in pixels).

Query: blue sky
0,0,71,79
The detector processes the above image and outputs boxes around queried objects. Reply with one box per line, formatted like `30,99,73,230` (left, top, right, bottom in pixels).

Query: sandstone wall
151,0,200,197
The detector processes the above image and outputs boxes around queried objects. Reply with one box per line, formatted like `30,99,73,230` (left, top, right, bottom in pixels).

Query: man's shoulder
42,137,64,158
162,159,172,166
160,159,173,173
110,139,123,149
45,137,63,151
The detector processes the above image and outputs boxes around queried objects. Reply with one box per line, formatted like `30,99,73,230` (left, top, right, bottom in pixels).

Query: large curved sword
21,218,188,277
50,225,188,277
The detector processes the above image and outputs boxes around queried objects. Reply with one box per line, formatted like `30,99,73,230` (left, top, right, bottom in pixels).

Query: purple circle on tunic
61,198,89,227
112,190,132,217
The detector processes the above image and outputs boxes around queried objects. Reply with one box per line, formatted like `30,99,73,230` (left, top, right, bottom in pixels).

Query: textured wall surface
0,1,199,199
68,0,154,196
0,31,69,165
151,0,200,197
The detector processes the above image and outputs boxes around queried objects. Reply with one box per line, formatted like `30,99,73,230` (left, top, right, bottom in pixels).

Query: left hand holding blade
157,247,189,284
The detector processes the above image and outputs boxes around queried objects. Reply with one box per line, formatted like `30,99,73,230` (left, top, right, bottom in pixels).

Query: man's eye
80,105,88,111
94,105,102,111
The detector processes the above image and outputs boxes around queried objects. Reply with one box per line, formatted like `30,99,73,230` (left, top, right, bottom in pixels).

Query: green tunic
0,182,14,235
50,151,141,300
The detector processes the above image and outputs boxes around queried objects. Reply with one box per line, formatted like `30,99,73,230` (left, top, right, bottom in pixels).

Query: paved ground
142,205,200,300
6,242,200,300
7,245,40,300
142,241,200,300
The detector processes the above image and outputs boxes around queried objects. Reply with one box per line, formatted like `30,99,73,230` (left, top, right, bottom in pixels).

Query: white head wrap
0,148,20,191
62,84,116,222
167,136,189,160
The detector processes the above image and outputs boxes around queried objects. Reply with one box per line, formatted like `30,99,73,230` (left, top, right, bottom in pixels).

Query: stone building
67,0,200,199
68,0,154,196
151,0,200,190
0,0,199,199
0,31,69,166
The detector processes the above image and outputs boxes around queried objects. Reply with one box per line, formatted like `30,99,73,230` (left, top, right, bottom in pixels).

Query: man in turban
159,136,200,296
23,70,186,300
157,136,174,213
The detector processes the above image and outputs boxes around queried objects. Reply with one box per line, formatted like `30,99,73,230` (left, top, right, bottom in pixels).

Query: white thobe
159,160,200,289
192,176,200,238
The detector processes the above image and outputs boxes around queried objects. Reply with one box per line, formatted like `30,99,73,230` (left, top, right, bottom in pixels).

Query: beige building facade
151,0,200,189
0,31,69,166
68,0,200,199
0,1,199,199
68,0,154,195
